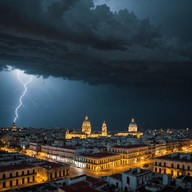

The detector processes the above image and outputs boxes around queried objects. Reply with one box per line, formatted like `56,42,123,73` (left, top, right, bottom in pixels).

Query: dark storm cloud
0,0,192,85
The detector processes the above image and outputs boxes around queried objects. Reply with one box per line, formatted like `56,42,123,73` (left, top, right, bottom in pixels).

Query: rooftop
124,168,151,176
0,163,36,172
59,182,103,192
38,161,68,170
81,152,119,158
155,153,192,163
111,145,148,149
110,173,122,180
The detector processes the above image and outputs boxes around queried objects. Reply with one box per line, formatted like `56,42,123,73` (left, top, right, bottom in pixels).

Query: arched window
3,181,6,188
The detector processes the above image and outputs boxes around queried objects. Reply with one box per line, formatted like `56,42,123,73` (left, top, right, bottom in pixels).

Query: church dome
82,115,91,126
82,115,92,134
128,118,138,132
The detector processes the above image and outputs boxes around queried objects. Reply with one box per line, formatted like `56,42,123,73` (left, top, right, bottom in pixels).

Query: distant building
66,115,142,139
154,153,192,177
65,115,110,139
11,122,17,132
114,118,143,138
128,118,138,132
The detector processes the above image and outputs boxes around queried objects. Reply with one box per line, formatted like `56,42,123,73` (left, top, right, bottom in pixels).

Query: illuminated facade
154,153,192,177
128,118,137,132
114,118,143,138
0,163,37,190
101,121,107,136
108,145,151,165
82,115,92,134
74,152,121,171
36,161,69,182
65,116,142,139
65,115,110,139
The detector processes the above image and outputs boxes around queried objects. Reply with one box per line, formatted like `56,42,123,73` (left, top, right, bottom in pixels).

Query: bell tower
101,121,107,136
12,122,17,132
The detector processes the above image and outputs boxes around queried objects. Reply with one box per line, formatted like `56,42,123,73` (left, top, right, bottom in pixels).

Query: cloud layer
0,0,192,85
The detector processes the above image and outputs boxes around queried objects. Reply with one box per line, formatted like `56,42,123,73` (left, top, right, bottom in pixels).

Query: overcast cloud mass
0,0,192,85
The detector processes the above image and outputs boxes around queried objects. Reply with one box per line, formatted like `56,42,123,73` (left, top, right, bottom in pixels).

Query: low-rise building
36,161,69,182
108,145,151,165
154,153,192,177
0,163,37,190
74,152,121,171
122,168,152,191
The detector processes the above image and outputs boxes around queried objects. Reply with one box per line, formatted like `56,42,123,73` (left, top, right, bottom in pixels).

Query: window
10,173,13,178
22,178,25,184
10,180,12,187
159,162,161,166
188,166,190,171
33,169,35,174
171,163,174,168
177,164,179,169
16,179,19,186
164,162,166,167
16,172,18,177
3,174,6,179
27,177,30,183
22,171,24,175
3,181,6,188
171,170,173,175
155,167,157,172
27,170,30,175
33,176,35,182
164,169,166,174
127,177,130,185
182,165,185,169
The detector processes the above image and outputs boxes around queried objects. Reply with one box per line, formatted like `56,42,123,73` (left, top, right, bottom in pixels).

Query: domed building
115,117,143,138
65,115,110,139
128,118,138,132
82,115,92,135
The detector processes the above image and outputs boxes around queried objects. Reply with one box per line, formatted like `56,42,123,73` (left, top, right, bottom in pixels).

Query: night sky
0,0,192,131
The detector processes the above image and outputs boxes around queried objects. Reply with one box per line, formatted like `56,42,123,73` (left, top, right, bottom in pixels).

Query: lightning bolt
13,70,33,123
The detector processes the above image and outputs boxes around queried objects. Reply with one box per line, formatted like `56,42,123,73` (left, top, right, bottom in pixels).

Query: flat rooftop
38,161,69,170
155,153,192,163
0,163,36,172
124,168,151,176
110,145,148,149
81,152,119,158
